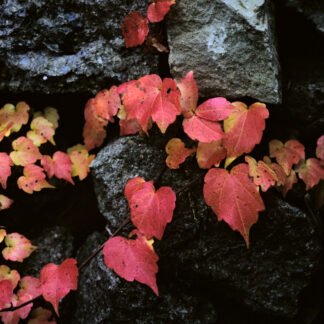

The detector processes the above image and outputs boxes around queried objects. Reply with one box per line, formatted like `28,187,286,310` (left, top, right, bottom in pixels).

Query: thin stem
78,217,130,270
0,296,39,313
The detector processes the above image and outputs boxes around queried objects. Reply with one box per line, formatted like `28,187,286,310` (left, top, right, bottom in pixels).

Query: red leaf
40,258,78,316
83,98,108,151
196,140,226,169
223,102,269,167
103,230,159,295
2,233,37,262
269,139,305,175
316,135,324,161
17,164,54,194
10,137,42,166
41,152,74,185
0,153,13,189
245,155,278,192
0,280,13,310
125,177,176,240
203,164,265,247
147,0,175,23
122,12,149,48
165,138,196,169
295,158,324,190
124,177,146,202
123,75,181,133
1,293,33,323
93,86,121,122
0,265,20,289
178,72,232,143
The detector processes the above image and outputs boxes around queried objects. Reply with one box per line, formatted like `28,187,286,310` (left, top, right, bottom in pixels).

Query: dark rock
21,226,74,277
167,0,281,103
73,232,217,324
91,135,322,318
0,0,159,94
283,0,324,33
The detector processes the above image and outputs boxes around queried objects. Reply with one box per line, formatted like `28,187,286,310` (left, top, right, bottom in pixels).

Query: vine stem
0,170,205,314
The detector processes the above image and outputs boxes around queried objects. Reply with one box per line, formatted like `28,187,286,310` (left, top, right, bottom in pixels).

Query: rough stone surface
0,0,159,94
90,135,166,230
167,0,281,103
90,135,322,318
21,226,74,277
284,0,324,33
73,232,217,324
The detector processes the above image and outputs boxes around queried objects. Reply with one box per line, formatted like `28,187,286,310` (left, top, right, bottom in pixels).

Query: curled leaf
165,138,196,169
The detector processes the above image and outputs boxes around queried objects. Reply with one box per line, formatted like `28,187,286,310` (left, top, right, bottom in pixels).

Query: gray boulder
73,232,217,324
90,135,322,318
167,0,281,103
0,0,159,94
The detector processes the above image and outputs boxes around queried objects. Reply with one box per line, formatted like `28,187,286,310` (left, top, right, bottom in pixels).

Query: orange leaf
2,233,37,262
17,164,54,194
196,140,226,169
103,230,159,295
269,139,305,175
223,102,269,167
165,138,196,169
295,158,324,190
27,116,55,146
203,164,265,247
245,155,278,192
10,137,42,166
67,145,95,181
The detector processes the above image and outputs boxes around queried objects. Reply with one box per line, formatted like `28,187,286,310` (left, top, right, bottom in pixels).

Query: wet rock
21,226,74,277
73,232,217,324
284,0,324,33
167,0,281,103
0,0,159,94
91,135,322,318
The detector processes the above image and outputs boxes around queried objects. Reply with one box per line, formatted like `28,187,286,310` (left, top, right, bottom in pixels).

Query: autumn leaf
117,106,142,136
18,276,42,300
295,158,324,190
122,12,149,48
0,153,13,189
245,155,277,192
269,139,305,175
203,164,265,247
124,177,146,202
147,0,175,22
83,98,108,151
34,107,59,130
0,229,6,243
17,164,54,194
123,75,181,134
10,137,42,166
67,145,95,181
0,265,20,289
0,293,33,323
40,258,78,316
103,230,159,295
93,86,121,122
316,135,324,162
27,116,56,146
282,170,298,198
125,177,176,240
0,102,29,139
178,72,233,143
2,233,37,262
263,156,287,186
223,102,269,167
0,280,13,310
27,307,56,324
196,140,226,169
41,152,74,185
165,138,196,169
